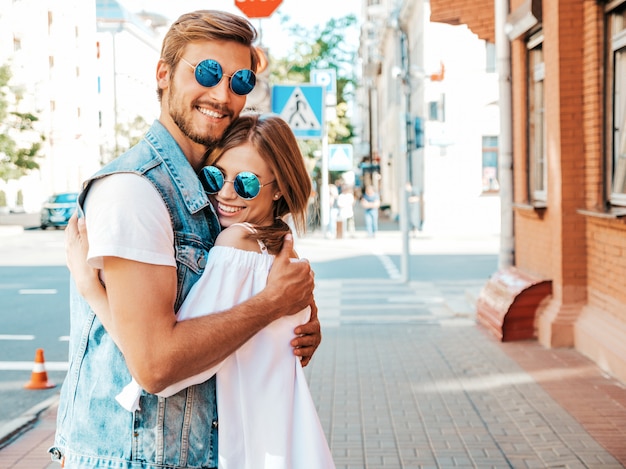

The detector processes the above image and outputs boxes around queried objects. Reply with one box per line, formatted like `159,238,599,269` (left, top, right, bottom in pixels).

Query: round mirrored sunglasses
180,58,256,96
200,166,275,200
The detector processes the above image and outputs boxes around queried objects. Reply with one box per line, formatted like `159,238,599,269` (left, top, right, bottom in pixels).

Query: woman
360,185,381,237
67,113,334,469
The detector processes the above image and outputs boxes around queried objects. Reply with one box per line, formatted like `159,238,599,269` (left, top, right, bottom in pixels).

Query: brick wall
429,0,495,43
429,0,626,381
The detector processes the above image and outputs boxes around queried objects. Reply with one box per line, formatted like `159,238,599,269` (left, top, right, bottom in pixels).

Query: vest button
197,253,207,269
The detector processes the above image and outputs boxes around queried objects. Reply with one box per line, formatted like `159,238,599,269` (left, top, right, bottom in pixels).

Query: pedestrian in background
327,183,339,238
337,184,355,237
361,184,380,237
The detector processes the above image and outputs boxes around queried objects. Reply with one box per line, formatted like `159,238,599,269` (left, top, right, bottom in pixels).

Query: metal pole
397,26,410,283
320,133,329,235
495,0,514,268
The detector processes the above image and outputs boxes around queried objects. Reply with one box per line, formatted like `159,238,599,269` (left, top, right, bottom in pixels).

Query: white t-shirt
84,173,175,268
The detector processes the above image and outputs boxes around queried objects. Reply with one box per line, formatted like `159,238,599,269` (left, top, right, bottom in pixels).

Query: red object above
234,0,283,18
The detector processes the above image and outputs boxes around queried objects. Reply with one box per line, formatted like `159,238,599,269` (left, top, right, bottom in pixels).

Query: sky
122,0,361,57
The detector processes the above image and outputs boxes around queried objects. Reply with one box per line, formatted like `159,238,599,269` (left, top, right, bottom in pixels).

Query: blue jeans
364,209,378,236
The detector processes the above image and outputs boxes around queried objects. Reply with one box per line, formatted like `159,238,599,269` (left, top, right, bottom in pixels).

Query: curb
0,394,59,450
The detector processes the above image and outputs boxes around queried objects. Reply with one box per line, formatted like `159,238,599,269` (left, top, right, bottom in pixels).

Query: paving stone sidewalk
1,231,625,468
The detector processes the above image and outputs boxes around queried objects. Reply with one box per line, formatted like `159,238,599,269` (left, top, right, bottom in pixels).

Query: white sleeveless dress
115,224,335,469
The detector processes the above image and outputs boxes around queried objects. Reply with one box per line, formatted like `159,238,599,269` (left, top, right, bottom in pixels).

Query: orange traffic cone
24,348,56,390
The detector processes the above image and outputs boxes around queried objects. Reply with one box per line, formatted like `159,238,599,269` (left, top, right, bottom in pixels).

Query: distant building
0,0,161,210
358,0,500,236
0,0,100,210
95,0,161,165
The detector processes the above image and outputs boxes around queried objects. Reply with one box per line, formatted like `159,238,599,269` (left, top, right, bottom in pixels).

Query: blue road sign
328,144,354,171
311,69,337,94
271,84,325,139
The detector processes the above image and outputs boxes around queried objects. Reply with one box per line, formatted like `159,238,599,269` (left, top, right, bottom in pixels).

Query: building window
527,32,546,203
427,94,445,122
482,136,499,193
608,2,626,205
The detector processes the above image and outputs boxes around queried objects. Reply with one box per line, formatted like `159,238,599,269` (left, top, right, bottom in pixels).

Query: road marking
0,334,34,340
59,336,69,341
372,250,401,280
19,289,58,295
0,361,68,371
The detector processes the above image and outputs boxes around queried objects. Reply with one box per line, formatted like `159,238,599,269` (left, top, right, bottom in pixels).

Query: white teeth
198,107,223,118
219,203,243,213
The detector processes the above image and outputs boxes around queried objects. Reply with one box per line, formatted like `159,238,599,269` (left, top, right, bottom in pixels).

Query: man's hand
65,213,102,297
292,300,321,367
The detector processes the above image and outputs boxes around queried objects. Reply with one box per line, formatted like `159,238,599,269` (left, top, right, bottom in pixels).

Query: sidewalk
1,230,626,468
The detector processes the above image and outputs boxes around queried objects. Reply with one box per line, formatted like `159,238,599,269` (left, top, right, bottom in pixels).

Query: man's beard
168,82,225,149
170,107,220,149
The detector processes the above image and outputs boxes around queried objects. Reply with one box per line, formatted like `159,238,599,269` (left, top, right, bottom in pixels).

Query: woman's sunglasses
180,58,256,96
200,166,275,200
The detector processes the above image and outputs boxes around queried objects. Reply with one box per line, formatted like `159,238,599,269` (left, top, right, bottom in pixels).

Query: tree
269,14,358,149
268,14,359,229
100,115,150,165
0,64,44,181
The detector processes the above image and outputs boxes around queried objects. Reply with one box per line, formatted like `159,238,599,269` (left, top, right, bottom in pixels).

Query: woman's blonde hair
206,113,312,252
158,10,259,101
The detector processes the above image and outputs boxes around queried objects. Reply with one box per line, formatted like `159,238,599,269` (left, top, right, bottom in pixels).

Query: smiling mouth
218,202,244,214
197,106,225,119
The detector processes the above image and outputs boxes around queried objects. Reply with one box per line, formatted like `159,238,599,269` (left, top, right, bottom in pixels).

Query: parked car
40,192,78,230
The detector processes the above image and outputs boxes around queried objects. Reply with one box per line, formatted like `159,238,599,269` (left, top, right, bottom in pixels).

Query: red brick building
429,0,626,384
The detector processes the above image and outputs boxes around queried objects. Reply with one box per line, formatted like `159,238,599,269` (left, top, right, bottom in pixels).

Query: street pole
320,133,329,235
396,24,411,284
495,0,514,268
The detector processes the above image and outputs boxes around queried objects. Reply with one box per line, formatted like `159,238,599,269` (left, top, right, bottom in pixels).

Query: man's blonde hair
157,10,259,101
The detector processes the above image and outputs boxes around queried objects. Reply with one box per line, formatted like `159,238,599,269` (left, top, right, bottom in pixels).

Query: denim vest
51,121,222,469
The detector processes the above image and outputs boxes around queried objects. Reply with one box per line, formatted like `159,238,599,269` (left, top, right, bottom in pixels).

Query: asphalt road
0,224,69,428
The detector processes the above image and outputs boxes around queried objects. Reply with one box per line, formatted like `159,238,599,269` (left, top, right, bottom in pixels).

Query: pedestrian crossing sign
271,84,325,139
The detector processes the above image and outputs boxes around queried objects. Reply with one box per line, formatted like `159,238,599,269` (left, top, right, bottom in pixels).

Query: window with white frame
608,2,626,205
527,32,546,203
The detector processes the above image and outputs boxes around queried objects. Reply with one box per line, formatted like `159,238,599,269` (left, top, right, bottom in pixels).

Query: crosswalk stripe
18,289,58,295
0,361,68,371
0,335,34,340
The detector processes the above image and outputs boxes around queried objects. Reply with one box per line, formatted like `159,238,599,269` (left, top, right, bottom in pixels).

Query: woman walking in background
361,184,381,237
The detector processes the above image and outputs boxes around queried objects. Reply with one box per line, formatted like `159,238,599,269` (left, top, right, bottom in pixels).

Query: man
50,10,320,468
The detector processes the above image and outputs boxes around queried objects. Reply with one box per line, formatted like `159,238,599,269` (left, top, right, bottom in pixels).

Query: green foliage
0,63,44,181
269,13,358,155
101,115,150,164
0,190,6,207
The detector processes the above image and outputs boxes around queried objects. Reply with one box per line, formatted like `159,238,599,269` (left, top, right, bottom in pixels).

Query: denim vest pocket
174,235,212,312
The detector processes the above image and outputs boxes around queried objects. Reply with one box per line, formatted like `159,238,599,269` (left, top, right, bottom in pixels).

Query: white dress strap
230,222,268,254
